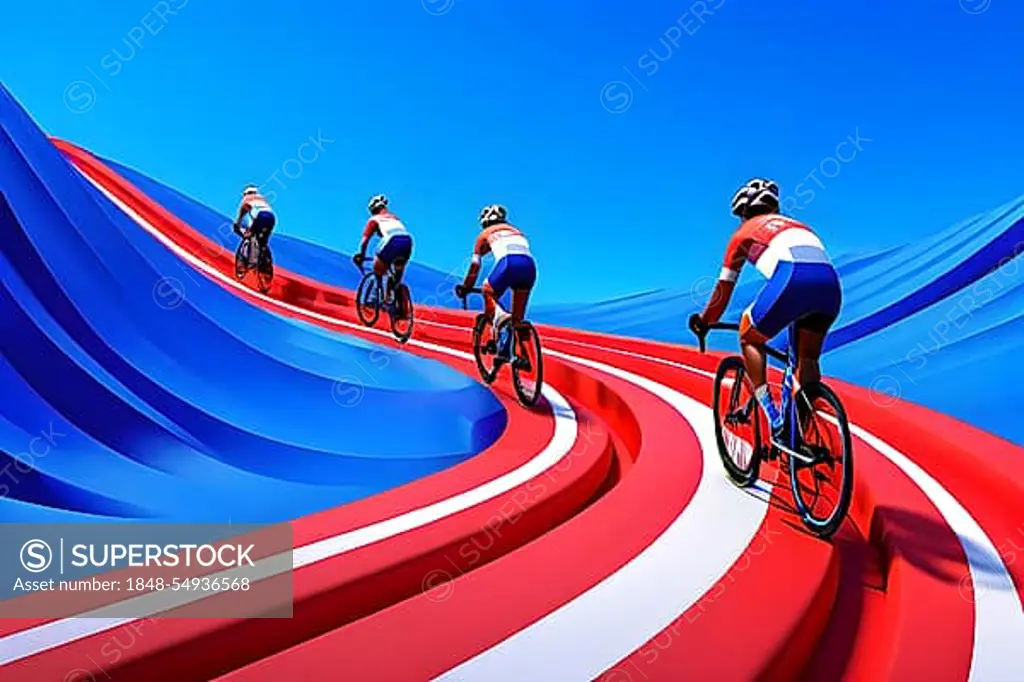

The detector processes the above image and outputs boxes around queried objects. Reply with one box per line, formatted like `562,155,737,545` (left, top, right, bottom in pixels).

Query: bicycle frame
697,321,816,465
460,289,524,364
357,260,401,310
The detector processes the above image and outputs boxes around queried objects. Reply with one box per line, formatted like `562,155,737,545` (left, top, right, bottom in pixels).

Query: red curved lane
2,404,609,682
542,330,1024,679
212,360,704,682
836,385,1024,603
543,339,839,682
596,487,840,682
802,433,973,681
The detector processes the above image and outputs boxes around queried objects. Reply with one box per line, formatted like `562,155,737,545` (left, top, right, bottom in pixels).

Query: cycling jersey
719,214,831,283
473,224,532,263
720,215,841,339
363,212,410,246
239,194,274,223
474,224,536,297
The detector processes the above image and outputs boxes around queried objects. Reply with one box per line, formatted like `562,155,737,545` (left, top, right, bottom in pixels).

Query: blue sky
2,0,1022,302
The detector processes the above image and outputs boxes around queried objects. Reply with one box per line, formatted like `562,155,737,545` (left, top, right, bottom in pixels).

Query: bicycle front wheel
355,272,381,326
390,284,414,344
511,322,543,407
256,246,274,294
712,356,762,487
471,314,500,385
788,381,854,538
234,241,248,280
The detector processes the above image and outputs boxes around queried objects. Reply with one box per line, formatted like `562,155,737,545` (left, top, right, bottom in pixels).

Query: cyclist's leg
391,236,412,285
742,263,797,432
509,255,537,348
793,266,842,388
386,236,413,314
257,212,275,248
372,254,388,278
248,213,273,266
483,256,513,323
482,257,514,354
372,237,392,300
794,322,826,386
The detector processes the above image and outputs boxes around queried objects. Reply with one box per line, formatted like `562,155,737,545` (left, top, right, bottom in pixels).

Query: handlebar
458,287,483,310
690,316,739,354
690,318,786,361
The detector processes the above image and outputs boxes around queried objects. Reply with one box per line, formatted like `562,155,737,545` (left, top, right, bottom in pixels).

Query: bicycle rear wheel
788,381,854,538
234,241,248,280
712,356,762,487
471,314,500,385
256,246,274,294
355,272,381,326
390,284,414,344
511,322,543,407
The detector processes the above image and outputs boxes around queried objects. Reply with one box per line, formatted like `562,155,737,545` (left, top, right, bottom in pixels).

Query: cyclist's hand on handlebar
352,253,365,266
688,313,707,337
454,284,467,299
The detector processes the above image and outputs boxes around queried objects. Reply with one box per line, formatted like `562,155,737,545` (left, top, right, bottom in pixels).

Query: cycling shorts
746,261,841,339
377,233,413,265
486,254,536,298
248,211,276,241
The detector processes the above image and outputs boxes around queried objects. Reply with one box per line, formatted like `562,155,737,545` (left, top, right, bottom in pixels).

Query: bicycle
233,229,274,294
354,256,415,344
459,289,544,408
690,317,853,538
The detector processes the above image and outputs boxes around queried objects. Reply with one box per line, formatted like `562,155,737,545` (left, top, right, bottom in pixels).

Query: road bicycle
354,256,415,344
691,318,853,538
233,230,274,294
460,289,544,407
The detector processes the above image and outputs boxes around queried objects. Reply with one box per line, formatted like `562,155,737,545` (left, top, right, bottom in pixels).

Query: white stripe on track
0,169,581,666
434,339,1024,681
433,349,770,681
850,427,1024,681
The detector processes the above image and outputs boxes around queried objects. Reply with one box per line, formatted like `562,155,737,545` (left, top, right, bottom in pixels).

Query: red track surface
2,141,1022,681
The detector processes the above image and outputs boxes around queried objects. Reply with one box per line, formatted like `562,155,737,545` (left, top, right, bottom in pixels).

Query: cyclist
233,184,276,266
454,204,537,369
353,194,413,317
690,178,842,438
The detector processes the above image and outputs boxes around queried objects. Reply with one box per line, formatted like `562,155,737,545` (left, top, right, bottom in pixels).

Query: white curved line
0,169,581,665
436,343,1024,681
850,426,1024,681
433,349,770,681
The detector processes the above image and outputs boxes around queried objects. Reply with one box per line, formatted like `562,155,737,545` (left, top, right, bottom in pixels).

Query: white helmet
242,184,259,197
479,204,508,227
368,194,388,214
731,178,779,219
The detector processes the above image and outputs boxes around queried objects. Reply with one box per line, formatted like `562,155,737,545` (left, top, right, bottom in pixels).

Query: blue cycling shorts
747,261,842,338
486,254,537,298
249,211,276,239
377,234,413,265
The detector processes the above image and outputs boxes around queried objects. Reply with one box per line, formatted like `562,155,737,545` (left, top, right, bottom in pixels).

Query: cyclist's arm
701,232,747,325
461,232,490,289
233,201,250,234
357,219,379,259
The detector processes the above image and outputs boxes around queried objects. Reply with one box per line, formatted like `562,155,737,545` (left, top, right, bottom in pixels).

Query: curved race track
1,134,1023,681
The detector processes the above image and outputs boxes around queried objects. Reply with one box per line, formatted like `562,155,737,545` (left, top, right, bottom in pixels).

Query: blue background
2,0,1022,302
